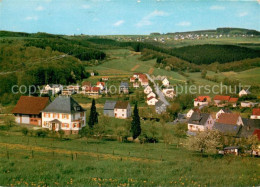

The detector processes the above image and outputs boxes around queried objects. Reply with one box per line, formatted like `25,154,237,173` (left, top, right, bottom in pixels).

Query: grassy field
0,125,259,186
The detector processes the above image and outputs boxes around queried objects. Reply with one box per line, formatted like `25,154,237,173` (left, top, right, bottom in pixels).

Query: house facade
114,101,131,119
42,96,86,134
251,108,260,119
12,96,49,126
147,97,158,106
103,100,117,117
120,82,129,94
239,89,250,97
144,86,152,94
194,96,211,107
213,95,238,107
188,112,214,132
147,92,156,98
162,78,170,87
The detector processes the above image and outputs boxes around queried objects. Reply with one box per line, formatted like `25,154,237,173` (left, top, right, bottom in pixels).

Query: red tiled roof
252,108,260,116
229,97,238,103
147,96,157,101
130,77,136,80
12,96,49,115
217,113,240,125
214,95,230,101
195,96,210,102
139,74,147,79
97,82,105,86
253,129,260,141
142,78,149,83
86,87,100,92
82,81,91,87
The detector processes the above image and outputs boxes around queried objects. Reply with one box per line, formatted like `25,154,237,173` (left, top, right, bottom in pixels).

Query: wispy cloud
25,16,38,21
210,5,226,10
176,21,191,27
238,12,248,17
35,6,44,11
82,4,91,9
136,10,168,27
113,20,125,27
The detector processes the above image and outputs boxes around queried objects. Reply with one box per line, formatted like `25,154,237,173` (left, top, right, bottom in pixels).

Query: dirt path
148,68,154,74
0,142,160,163
131,65,140,71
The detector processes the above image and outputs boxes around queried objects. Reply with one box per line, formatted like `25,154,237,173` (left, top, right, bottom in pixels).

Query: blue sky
0,0,259,35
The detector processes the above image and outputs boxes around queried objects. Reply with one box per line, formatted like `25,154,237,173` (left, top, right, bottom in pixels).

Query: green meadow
0,125,259,186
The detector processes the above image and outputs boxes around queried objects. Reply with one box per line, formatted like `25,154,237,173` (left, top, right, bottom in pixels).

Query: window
122,109,124,112
122,114,124,117
73,123,77,128
80,112,84,117
53,113,56,118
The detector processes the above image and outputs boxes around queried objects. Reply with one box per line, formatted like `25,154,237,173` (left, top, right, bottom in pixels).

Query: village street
145,74,170,106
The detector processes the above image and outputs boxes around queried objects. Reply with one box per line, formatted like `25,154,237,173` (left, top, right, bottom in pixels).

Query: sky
0,0,259,35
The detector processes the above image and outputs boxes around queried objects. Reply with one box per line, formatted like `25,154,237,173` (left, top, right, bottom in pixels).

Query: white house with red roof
144,86,153,94
130,77,136,83
213,95,238,107
251,108,260,119
147,92,156,98
194,96,211,106
96,82,105,90
147,97,158,105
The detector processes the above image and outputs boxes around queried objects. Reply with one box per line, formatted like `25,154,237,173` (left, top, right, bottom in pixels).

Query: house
162,78,170,87
138,74,147,82
82,81,92,90
187,112,214,132
133,82,139,89
103,100,117,117
41,84,63,95
85,87,100,96
102,77,109,81
241,101,258,108
147,97,158,106
130,77,136,83
194,96,211,107
213,95,238,107
42,96,86,134
251,108,260,119
67,85,80,93
96,82,105,90
120,82,129,94
239,89,250,97
90,72,95,76
12,96,49,126
216,108,232,119
223,146,240,156
147,92,156,98
238,119,260,138
141,78,149,87
61,89,73,96
187,108,200,118
133,73,143,79
155,100,167,114
114,101,131,119
144,86,152,94
216,113,243,126
162,88,176,98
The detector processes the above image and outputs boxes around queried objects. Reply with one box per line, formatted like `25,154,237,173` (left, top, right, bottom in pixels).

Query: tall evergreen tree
88,99,98,128
131,103,141,139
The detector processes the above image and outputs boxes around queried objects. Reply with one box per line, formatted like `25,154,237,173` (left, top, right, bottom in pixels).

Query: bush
21,127,29,136
35,129,48,138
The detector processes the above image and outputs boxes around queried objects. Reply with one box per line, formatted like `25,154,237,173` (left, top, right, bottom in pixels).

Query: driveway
145,73,170,106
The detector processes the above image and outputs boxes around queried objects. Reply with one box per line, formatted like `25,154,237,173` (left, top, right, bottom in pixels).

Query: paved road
145,73,170,106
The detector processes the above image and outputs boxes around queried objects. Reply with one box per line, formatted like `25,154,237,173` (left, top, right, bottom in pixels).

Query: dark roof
155,100,165,108
115,101,129,109
104,100,117,110
188,112,211,126
12,96,49,115
238,119,260,138
49,84,62,88
42,96,85,114
213,123,241,135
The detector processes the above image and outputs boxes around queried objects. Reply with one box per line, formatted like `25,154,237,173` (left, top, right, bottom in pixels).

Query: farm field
0,125,259,186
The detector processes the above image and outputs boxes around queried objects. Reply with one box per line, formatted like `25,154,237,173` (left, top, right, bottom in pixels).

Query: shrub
21,127,29,136
35,129,48,138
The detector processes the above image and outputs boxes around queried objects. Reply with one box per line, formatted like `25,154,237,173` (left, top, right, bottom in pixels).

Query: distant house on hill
216,113,244,126
133,82,139,89
251,108,260,119
120,82,129,94
162,78,170,87
162,88,176,98
102,77,109,81
213,95,238,107
141,78,149,87
144,86,152,94
41,84,63,95
84,87,100,96
147,97,158,106
187,112,214,132
130,77,136,83
194,96,211,106
82,81,92,90
239,89,250,97
241,101,258,108
147,92,156,98
42,96,86,134
96,82,106,90
103,100,117,117
12,96,49,125
114,101,131,119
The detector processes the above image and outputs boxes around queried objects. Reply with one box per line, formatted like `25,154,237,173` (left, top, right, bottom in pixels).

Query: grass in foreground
0,125,259,186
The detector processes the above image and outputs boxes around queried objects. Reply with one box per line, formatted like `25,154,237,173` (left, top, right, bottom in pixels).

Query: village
10,71,260,156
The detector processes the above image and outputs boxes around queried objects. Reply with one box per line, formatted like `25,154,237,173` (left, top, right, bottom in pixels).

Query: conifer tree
88,99,98,128
131,103,141,139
